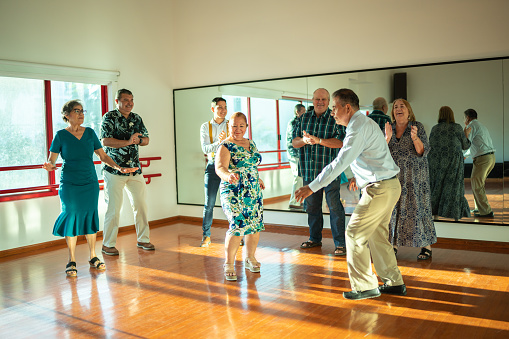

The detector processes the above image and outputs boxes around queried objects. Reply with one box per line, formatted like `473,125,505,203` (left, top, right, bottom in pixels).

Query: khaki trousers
103,171,150,247
288,155,303,206
471,153,495,215
346,178,404,291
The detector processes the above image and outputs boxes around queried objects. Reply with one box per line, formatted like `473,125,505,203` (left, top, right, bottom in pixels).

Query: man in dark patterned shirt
100,88,154,255
368,97,391,131
292,88,347,255
286,103,306,210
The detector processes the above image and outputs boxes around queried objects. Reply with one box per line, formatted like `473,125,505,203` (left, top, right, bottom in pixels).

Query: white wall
0,0,176,251
1,0,509,252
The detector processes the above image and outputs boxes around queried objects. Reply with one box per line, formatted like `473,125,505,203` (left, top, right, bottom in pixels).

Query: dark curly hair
61,100,82,122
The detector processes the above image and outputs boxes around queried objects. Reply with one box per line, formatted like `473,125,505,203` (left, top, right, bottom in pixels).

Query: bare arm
411,125,424,156
94,148,138,173
42,152,59,171
102,133,143,148
215,144,238,184
385,122,393,144
293,131,343,149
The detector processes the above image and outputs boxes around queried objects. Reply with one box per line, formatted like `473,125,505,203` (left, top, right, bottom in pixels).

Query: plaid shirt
292,108,346,181
368,110,391,131
100,109,149,176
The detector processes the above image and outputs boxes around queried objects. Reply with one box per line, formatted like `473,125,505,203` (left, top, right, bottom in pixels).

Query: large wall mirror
174,57,508,225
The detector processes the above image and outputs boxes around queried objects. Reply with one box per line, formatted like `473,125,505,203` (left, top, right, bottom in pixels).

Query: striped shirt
292,108,346,181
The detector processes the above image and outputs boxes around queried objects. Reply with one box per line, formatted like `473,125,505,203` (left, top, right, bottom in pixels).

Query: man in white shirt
295,88,406,300
463,109,496,217
199,97,228,247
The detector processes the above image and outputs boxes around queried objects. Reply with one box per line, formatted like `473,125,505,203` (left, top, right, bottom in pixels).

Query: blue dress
220,140,264,236
50,128,102,237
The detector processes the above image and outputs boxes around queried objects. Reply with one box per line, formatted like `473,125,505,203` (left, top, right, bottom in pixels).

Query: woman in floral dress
385,99,437,260
215,112,265,281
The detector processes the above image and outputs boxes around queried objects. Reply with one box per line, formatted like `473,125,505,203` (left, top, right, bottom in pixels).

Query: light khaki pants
103,171,150,247
471,153,495,215
346,178,404,292
288,155,303,206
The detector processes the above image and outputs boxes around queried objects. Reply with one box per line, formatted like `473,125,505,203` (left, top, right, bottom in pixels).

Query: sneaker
137,242,155,250
343,287,381,300
379,284,407,296
102,245,119,256
200,236,211,247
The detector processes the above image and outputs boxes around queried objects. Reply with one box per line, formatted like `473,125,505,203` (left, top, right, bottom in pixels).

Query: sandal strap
420,248,432,255
66,261,77,269
89,256,105,269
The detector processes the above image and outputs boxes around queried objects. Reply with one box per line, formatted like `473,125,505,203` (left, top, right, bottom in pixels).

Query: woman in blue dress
43,100,137,277
215,112,265,281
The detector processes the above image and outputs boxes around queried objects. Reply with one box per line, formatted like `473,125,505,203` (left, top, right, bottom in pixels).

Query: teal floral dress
220,140,264,236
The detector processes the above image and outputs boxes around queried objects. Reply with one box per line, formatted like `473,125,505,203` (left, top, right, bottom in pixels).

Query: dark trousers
304,178,346,247
202,162,221,237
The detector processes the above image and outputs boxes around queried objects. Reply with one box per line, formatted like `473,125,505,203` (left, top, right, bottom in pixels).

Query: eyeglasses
73,109,87,114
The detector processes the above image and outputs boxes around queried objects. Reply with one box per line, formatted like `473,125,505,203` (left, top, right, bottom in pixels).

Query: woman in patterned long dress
43,100,137,277
428,106,471,220
215,112,265,281
385,99,437,260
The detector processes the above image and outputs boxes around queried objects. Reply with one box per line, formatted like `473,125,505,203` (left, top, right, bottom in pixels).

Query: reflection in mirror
174,77,309,212
174,58,507,225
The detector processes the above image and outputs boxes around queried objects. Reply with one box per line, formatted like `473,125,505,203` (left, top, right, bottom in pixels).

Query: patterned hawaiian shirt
100,109,149,176
292,108,346,182
286,115,300,158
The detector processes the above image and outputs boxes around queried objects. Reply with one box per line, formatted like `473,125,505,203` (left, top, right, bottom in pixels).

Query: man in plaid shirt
292,88,347,255
368,97,391,131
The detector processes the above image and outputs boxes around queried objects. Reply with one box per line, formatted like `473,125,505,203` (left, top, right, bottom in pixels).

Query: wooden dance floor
1,222,509,338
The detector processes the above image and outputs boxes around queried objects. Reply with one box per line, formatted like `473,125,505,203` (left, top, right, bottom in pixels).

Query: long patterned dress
428,122,471,219
388,121,437,247
220,140,264,236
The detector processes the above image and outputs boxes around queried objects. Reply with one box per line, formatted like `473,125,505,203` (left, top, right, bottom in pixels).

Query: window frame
0,80,110,202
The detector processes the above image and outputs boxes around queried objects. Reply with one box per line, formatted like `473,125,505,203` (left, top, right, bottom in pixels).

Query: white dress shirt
463,119,495,159
309,111,400,191
200,119,228,162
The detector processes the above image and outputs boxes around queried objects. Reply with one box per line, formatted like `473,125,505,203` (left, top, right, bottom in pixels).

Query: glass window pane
278,99,301,164
250,97,278,165
0,76,47,190
51,81,103,179
0,76,46,167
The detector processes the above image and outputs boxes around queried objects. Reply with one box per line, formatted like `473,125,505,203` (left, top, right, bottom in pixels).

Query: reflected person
215,112,265,281
368,97,391,131
295,89,406,300
463,108,496,218
199,97,228,247
43,100,137,276
286,103,306,210
292,88,346,256
385,99,436,260
428,106,471,220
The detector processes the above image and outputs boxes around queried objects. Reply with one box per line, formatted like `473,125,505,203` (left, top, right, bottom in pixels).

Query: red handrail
0,157,162,202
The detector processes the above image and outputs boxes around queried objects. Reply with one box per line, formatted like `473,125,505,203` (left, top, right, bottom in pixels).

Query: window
0,76,109,201
223,94,307,170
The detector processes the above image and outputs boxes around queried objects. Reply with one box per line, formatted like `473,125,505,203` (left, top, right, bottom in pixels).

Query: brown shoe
137,242,155,250
102,245,119,256
200,236,211,247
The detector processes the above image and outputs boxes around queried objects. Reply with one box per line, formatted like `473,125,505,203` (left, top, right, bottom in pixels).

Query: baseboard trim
1,215,508,259
0,216,180,259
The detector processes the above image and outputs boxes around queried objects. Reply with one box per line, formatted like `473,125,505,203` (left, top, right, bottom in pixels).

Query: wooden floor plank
0,222,508,338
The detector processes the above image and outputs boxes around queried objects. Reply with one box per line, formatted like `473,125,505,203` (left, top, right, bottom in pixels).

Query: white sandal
245,258,261,273
223,263,237,281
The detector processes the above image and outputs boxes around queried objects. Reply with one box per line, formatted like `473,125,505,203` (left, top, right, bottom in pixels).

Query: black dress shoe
379,284,407,296
343,287,381,300
474,212,494,218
